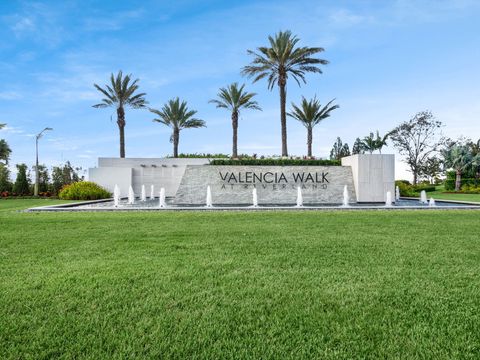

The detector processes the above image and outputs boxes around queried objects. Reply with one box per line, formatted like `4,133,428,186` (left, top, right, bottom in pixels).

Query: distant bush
209,158,341,166
59,181,111,200
395,181,436,197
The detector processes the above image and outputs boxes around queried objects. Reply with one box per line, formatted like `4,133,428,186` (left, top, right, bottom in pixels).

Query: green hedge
395,181,436,197
59,181,111,200
169,153,230,158
209,159,341,166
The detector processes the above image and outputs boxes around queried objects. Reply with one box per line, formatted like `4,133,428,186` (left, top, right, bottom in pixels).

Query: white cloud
0,91,22,100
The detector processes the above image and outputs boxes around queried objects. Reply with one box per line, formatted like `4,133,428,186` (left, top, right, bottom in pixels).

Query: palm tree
209,83,261,158
443,144,480,191
361,130,391,154
0,123,5,130
242,30,328,157
150,98,206,158
93,71,148,158
287,97,339,157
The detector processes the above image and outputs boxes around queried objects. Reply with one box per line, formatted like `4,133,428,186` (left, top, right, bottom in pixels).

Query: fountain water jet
113,184,120,207
128,186,135,205
385,191,393,207
206,186,213,208
429,197,436,207
252,188,258,207
150,185,155,200
342,185,350,207
420,190,428,204
159,188,166,208
395,186,400,201
296,186,303,207
141,185,147,201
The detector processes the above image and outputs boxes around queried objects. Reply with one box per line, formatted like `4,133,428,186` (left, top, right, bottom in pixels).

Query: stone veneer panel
174,165,356,205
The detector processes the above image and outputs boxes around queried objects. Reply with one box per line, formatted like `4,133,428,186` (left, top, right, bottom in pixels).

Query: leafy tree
287,97,339,158
0,139,11,165
13,163,31,195
352,137,364,155
93,71,148,158
209,83,261,158
330,137,351,161
51,161,82,194
419,157,442,184
33,164,50,193
389,111,443,184
242,30,328,156
150,98,206,158
442,144,480,191
468,138,480,183
0,123,11,165
0,164,12,193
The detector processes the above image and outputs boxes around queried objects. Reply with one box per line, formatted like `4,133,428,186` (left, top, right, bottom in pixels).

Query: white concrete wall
89,158,210,197
89,167,133,197
341,154,395,203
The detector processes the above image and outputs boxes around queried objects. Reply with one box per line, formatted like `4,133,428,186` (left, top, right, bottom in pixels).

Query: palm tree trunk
307,127,312,158
232,111,238,159
117,106,126,158
455,170,462,192
279,76,288,157
173,128,180,158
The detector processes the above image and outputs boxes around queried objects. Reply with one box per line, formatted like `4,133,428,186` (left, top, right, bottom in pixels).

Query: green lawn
1,200,479,359
427,187,480,203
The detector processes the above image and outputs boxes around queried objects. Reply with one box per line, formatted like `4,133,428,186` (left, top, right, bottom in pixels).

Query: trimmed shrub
170,153,230,158
59,181,111,200
209,158,341,166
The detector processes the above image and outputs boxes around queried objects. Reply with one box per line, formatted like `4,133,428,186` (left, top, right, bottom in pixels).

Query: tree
150,98,206,158
0,140,11,165
442,144,480,191
361,130,390,154
242,30,328,156
352,138,364,155
33,164,50,193
330,137,350,161
0,164,11,193
287,97,339,158
13,163,30,195
419,157,442,184
93,71,148,158
389,111,443,184
0,123,11,165
361,132,377,154
468,138,480,183
209,83,261,158
51,161,82,194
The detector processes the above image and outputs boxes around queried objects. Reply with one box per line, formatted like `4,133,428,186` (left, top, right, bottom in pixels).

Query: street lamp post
34,127,53,197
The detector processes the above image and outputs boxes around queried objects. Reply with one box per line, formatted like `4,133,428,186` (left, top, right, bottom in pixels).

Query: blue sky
1,0,479,180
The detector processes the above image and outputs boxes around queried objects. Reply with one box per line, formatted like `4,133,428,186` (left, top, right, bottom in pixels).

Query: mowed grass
427,189,480,203
1,202,479,359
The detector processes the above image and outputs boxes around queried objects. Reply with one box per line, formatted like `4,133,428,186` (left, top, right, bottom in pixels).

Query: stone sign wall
174,165,356,205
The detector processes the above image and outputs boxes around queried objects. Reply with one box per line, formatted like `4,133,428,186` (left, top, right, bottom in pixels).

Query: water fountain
159,188,166,208
395,186,400,201
113,184,120,207
429,197,436,207
385,191,393,207
206,186,213,208
342,185,350,207
150,185,155,200
128,186,135,205
295,186,303,207
420,190,428,204
141,185,147,201
252,188,258,207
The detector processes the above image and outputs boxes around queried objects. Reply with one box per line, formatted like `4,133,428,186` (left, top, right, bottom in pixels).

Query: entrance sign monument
88,154,395,205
